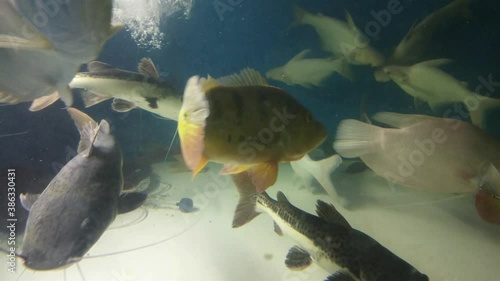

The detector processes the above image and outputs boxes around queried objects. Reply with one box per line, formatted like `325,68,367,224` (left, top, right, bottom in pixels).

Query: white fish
266,49,352,87
0,0,120,111
290,153,344,204
69,58,182,121
333,112,500,194
292,5,385,67
383,59,500,128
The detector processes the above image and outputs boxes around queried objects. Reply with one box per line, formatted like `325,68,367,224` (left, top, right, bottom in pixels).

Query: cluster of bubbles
112,0,193,49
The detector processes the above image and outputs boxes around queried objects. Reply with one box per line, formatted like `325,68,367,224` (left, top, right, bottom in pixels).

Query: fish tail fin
232,171,261,228
333,119,384,158
287,4,307,31
297,154,343,202
467,94,500,128
67,108,99,156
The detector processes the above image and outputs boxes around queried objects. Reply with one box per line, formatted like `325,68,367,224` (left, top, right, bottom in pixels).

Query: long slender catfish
69,58,182,120
232,171,428,281
19,108,146,270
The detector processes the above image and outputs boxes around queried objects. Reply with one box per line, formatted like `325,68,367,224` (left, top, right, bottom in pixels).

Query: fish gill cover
112,0,194,49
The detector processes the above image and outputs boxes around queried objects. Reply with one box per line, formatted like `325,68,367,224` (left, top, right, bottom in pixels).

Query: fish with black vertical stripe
177,68,327,192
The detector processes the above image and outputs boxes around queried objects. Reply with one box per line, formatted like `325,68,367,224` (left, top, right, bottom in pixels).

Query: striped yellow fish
178,68,327,192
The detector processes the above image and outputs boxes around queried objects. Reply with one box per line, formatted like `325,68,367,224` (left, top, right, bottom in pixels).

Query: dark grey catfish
232,171,429,281
19,108,146,270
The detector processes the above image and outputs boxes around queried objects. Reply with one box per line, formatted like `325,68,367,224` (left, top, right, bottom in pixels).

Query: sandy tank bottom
2,161,499,281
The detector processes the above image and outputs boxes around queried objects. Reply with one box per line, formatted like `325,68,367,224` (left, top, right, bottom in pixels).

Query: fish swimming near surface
292,5,385,67
0,0,120,111
178,68,327,192
333,112,500,195
266,49,353,87
382,59,500,128
19,108,146,270
232,171,429,281
69,58,182,121
374,0,474,82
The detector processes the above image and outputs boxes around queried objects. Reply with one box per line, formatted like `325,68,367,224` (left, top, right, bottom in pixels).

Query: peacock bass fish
178,68,327,192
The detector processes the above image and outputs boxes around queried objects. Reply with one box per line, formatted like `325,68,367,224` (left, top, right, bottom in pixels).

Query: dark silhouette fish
19,108,146,270
232,171,428,281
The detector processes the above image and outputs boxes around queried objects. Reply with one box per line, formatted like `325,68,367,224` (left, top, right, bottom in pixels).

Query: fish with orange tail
177,68,327,192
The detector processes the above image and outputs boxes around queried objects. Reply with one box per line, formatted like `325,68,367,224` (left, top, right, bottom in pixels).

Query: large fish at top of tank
0,0,120,111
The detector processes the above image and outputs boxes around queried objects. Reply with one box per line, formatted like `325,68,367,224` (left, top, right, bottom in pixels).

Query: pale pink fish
333,112,500,194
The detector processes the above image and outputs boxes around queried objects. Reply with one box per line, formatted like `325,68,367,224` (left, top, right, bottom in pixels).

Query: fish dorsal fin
215,68,269,87
372,112,432,128
138,57,161,79
88,61,114,72
401,20,418,42
344,11,360,33
316,200,351,228
414,59,453,69
200,75,220,92
67,108,99,157
19,193,40,211
290,49,311,63
276,191,290,204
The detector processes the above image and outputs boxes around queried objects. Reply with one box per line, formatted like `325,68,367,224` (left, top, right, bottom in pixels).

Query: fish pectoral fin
29,92,60,111
67,108,98,155
290,49,311,62
415,58,454,69
427,100,448,113
285,246,312,271
112,98,136,112
145,97,159,109
138,57,161,79
117,192,148,214
327,271,357,281
19,193,40,211
274,221,283,236
58,86,73,108
220,165,254,175
81,90,111,107
325,271,356,281
0,35,52,50
316,200,351,228
248,162,278,193
214,68,269,87
87,61,114,72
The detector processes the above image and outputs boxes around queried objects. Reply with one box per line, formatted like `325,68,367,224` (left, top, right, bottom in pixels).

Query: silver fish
0,0,120,111
232,171,428,281
69,58,182,121
19,108,146,270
